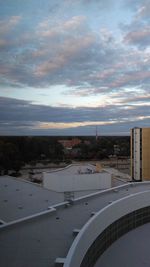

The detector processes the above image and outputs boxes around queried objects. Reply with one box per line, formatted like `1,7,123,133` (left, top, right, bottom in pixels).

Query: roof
0,176,101,222
0,176,150,267
46,163,96,175
0,176,64,222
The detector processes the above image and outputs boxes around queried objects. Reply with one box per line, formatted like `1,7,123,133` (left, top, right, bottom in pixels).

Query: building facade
58,138,81,149
131,127,150,181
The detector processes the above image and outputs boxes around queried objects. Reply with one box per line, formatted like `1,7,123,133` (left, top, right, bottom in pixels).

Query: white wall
64,190,150,267
43,172,111,192
133,128,141,180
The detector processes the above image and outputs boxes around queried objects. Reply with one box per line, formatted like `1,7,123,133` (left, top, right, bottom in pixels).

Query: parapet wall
64,190,150,267
43,171,111,192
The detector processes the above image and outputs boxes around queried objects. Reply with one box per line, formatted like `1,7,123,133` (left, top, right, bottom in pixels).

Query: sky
0,0,150,136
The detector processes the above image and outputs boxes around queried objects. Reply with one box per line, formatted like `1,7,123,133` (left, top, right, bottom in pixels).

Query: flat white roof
0,176,65,222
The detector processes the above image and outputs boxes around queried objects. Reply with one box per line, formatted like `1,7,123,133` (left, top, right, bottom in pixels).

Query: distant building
58,138,81,149
131,127,150,181
84,140,91,145
114,145,120,156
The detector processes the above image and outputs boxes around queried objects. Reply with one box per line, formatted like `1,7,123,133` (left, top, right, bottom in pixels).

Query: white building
43,163,112,192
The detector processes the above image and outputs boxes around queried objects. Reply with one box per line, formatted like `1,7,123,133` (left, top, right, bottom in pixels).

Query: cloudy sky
0,0,150,135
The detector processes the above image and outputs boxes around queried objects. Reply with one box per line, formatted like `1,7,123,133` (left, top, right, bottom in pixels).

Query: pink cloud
110,71,150,88
124,26,150,44
37,15,86,39
35,34,95,76
0,16,21,35
0,39,8,48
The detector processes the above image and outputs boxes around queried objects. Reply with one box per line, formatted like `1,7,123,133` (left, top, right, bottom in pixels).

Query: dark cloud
0,96,119,123
124,26,150,48
0,96,149,135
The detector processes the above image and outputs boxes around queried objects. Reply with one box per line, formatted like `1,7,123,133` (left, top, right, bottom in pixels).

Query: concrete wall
43,172,111,192
64,190,150,267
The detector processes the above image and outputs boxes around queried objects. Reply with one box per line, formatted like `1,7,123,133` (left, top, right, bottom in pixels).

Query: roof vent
113,189,118,192
65,203,71,208
55,257,65,266
72,229,80,237
90,211,97,217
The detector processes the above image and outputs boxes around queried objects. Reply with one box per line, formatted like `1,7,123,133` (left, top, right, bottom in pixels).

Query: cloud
136,2,150,20
35,34,95,76
0,1,149,136
0,16,21,35
65,55,150,97
122,0,150,48
0,14,117,88
38,15,87,36
124,0,148,11
0,96,149,135
124,26,150,47
0,8,149,92
64,0,114,9
0,15,22,51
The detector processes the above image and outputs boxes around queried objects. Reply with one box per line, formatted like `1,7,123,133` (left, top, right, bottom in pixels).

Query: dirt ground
17,159,130,185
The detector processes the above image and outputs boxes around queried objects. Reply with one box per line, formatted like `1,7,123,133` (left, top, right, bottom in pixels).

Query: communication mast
96,126,100,142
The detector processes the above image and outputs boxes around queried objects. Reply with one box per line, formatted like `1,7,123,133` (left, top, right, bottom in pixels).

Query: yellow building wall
142,128,150,180
130,130,133,178
96,162,103,172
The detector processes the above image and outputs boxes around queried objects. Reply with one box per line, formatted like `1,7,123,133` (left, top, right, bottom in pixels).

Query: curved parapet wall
64,190,150,267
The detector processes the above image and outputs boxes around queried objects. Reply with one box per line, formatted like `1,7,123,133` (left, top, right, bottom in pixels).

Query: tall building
131,127,150,181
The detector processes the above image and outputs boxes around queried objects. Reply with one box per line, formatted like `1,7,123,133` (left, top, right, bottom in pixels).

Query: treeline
71,136,130,160
0,136,130,175
0,136,64,175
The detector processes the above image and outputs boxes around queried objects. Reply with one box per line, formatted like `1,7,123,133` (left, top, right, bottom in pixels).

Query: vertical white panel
133,128,141,181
